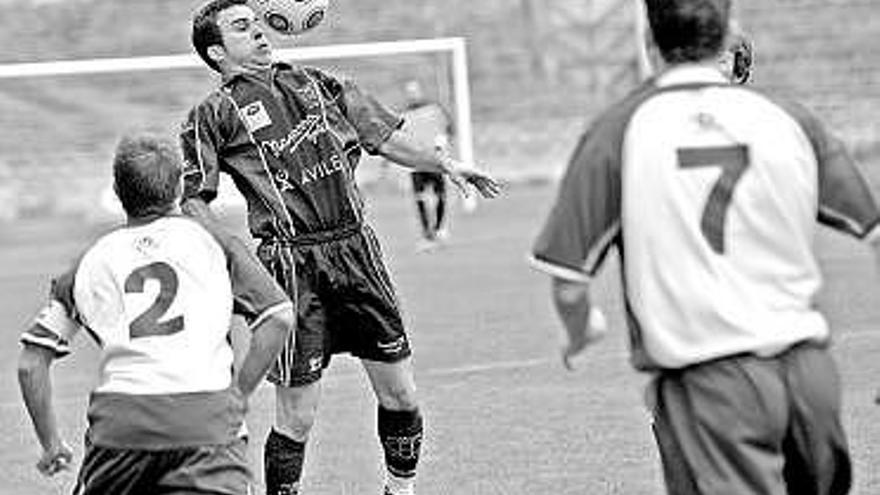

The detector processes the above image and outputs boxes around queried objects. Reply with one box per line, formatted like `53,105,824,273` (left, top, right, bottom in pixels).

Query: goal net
0,37,473,221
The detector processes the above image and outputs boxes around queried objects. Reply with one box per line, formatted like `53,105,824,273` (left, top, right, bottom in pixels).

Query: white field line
2,328,878,410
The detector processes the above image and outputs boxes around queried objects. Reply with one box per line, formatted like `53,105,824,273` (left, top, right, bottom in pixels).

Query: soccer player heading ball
183,1,500,494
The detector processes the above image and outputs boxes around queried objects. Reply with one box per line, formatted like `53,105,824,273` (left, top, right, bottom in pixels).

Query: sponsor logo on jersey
262,114,325,158
300,153,345,186
308,356,323,373
274,169,295,192
377,336,407,356
240,101,272,133
134,236,158,255
294,86,321,111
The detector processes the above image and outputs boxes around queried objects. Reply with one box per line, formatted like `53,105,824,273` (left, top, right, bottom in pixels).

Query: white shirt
24,216,291,394
532,65,880,369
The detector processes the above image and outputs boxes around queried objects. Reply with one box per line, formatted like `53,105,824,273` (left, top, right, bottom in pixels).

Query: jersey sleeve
311,69,403,155
20,265,82,357
814,132,880,239
180,100,224,204
530,122,623,282
216,233,293,331
781,99,880,238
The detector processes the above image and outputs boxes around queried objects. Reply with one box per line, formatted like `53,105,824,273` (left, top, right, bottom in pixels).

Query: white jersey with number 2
21,215,291,449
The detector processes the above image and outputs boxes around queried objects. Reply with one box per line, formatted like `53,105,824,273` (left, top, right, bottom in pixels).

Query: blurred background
0,0,878,223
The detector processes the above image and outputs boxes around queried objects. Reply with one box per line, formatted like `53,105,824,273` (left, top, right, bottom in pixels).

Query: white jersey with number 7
531,66,880,371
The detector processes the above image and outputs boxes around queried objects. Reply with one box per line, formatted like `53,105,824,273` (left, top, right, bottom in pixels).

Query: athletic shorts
73,437,251,495
411,171,446,195
257,223,411,387
648,341,851,495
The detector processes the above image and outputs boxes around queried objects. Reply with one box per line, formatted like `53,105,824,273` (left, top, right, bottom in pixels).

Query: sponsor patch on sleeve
240,101,273,133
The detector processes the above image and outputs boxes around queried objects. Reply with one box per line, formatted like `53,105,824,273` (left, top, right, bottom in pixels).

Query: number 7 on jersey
678,144,751,254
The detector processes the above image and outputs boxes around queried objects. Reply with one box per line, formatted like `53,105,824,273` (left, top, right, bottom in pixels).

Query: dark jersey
180,63,403,239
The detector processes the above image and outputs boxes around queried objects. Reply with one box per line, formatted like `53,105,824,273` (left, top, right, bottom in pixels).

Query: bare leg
362,358,422,495
264,382,322,495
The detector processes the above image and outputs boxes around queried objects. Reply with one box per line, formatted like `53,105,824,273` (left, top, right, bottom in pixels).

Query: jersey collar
656,64,728,88
221,61,295,85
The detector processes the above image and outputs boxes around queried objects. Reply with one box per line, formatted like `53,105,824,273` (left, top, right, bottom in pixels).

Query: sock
415,199,433,239
378,406,423,493
264,429,306,495
434,193,446,232
385,473,415,495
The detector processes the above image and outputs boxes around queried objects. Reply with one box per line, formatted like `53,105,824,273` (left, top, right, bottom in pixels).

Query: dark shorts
648,341,851,495
257,224,411,387
73,437,251,495
411,171,446,195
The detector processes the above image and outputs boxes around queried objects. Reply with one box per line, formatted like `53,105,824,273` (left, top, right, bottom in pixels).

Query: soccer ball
252,0,329,36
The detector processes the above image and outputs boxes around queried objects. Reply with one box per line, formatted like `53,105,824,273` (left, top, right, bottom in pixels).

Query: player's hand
561,308,608,371
444,159,502,199
36,440,73,477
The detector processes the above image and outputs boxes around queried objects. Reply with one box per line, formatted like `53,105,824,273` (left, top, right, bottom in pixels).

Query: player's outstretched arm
236,307,295,396
378,130,501,199
18,342,73,476
551,277,608,371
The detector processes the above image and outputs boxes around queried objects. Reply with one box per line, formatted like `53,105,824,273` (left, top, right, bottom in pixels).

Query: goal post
0,37,475,218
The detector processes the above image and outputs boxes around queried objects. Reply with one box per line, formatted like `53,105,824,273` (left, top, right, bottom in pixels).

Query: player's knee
375,380,419,411
274,406,317,441
274,386,320,441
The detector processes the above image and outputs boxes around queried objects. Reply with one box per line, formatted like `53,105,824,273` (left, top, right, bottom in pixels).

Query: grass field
3,183,880,494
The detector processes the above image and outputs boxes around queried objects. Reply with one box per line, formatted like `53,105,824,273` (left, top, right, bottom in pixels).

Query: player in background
718,22,754,84
530,0,880,492
400,79,455,250
182,2,500,494
17,133,295,494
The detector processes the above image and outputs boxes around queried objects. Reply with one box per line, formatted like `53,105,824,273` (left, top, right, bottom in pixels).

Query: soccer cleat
434,228,450,243
383,486,415,495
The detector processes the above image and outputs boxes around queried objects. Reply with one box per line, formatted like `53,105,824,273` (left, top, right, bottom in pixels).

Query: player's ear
640,26,663,76
206,44,225,68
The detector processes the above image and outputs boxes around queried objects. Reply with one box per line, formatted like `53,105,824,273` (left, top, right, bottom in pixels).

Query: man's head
403,80,427,107
113,134,183,219
644,0,731,65
192,0,273,73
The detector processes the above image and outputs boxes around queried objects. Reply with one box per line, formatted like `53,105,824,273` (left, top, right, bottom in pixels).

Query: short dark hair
192,0,248,72
644,0,730,64
113,134,182,218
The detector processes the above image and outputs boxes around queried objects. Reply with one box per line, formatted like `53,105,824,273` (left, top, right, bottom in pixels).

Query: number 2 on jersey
678,144,750,254
124,261,184,339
